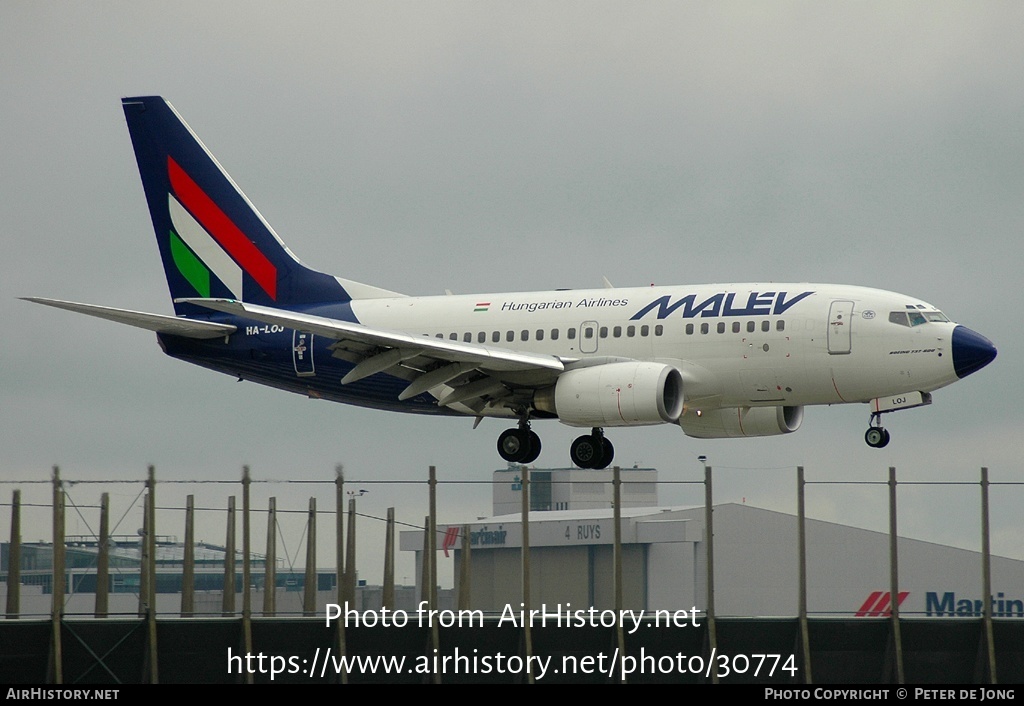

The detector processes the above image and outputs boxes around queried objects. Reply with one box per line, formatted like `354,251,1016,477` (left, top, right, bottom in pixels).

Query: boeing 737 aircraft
25,97,997,469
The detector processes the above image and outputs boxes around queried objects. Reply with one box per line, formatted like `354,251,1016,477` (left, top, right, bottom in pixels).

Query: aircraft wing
179,298,567,411
22,297,237,339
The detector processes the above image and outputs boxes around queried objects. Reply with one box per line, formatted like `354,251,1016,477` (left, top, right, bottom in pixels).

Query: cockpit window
889,310,948,327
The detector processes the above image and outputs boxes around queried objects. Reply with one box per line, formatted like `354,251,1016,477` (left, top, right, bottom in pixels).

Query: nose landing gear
864,413,891,448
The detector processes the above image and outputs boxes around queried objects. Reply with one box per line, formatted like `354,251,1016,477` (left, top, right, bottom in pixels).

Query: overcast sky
1,2,1021,594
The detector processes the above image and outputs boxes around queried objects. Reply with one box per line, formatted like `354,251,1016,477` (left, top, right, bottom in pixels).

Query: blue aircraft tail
122,96,351,314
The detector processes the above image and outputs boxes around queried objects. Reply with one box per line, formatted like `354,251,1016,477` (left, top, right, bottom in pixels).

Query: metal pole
223,496,236,616
613,465,626,683
6,489,21,619
182,495,195,617
797,466,812,683
241,467,253,684
95,493,109,619
981,467,998,683
521,465,534,684
342,465,350,602
145,465,158,684
345,498,357,605
138,483,149,619
428,466,440,683
263,497,276,616
49,467,64,684
383,507,395,609
704,463,717,684
428,466,438,612
304,497,317,616
458,523,471,611
335,469,348,685
888,467,905,684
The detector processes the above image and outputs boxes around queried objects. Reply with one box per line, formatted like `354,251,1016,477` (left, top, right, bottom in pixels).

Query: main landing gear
864,413,891,449
570,428,615,470
496,422,616,469
497,421,541,464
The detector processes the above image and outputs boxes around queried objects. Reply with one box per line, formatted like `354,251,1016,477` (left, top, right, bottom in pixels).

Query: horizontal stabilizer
22,297,236,339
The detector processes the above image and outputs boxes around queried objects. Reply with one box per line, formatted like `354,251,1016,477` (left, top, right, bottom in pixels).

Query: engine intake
535,362,684,427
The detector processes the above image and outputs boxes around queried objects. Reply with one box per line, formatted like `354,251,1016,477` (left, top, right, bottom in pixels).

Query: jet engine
679,405,804,438
534,361,684,427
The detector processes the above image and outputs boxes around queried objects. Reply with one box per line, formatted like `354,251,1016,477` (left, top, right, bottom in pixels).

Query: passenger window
436,333,444,338
613,326,622,338
655,324,664,336
521,330,530,341
536,329,544,341
506,331,515,342
761,320,770,332
732,322,740,333
551,329,559,341
701,323,709,334
747,321,755,333
568,328,576,340
492,331,500,343
583,327,593,339
449,333,458,340
776,320,785,332
627,325,635,337
717,322,725,334
476,332,484,343
464,332,472,342
600,326,608,338
685,324,694,335
641,325,649,337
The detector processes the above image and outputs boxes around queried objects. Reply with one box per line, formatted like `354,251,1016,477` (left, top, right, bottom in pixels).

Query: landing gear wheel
570,433,615,469
864,426,890,448
521,431,542,464
570,435,600,468
498,428,534,463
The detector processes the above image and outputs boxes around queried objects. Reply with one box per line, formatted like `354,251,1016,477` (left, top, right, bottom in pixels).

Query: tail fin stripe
168,156,277,300
168,195,243,298
169,230,211,298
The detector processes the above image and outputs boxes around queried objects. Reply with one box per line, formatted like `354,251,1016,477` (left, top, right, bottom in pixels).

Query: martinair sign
857,591,1024,617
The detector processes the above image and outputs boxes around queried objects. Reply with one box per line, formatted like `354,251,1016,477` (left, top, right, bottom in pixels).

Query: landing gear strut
864,413,890,448
497,418,541,464
570,428,615,469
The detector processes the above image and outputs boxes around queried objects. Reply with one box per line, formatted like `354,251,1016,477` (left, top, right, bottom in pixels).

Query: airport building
401,466,1024,618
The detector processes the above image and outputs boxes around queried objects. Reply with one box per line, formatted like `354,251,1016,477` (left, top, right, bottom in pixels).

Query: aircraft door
827,301,854,355
579,321,599,354
292,330,316,376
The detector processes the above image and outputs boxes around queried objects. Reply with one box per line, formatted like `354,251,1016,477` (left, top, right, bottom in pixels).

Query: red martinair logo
856,591,909,617
441,526,460,557
166,156,277,300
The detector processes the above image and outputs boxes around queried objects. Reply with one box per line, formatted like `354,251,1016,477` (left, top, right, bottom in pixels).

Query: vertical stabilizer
122,96,351,313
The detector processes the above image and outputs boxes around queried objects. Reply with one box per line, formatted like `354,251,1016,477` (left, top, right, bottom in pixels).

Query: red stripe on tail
168,156,277,300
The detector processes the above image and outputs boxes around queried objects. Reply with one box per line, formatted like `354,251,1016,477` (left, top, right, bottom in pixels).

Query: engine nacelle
535,362,684,427
679,405,804,439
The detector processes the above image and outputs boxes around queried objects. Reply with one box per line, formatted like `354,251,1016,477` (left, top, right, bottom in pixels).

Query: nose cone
952,325,997,379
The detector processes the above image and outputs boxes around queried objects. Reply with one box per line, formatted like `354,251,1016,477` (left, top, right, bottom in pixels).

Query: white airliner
25,97,997,469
